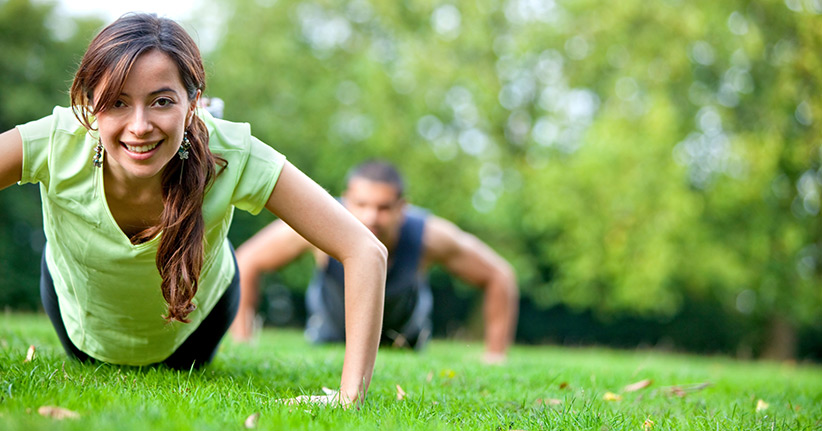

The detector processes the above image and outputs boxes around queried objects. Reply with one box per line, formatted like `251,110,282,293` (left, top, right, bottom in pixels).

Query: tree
2,0,818,358
203,0,821,358
0,0,103,309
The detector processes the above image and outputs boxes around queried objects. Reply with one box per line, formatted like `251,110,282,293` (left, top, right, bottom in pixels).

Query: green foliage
1,0,821,355
2,313,822,430
0,0,102,130
0,0,103,310
203,0,822,331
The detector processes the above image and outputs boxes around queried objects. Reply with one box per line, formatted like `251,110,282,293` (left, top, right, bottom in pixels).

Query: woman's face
94,49,197,183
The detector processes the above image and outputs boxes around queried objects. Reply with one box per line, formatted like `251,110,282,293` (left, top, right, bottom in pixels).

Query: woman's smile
123,140,161,153
93,49,197,181
121,140,163,160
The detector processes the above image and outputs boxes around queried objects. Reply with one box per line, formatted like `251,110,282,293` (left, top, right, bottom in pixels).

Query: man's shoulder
418,213,466,258
403,204,429,221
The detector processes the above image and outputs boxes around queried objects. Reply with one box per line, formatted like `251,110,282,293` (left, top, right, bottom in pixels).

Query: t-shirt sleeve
16,114,55,185
232,136,286,215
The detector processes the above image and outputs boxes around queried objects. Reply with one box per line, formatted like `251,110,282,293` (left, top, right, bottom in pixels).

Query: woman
0,13,386,406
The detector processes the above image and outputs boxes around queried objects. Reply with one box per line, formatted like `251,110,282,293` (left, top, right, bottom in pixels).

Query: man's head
342,160,406,246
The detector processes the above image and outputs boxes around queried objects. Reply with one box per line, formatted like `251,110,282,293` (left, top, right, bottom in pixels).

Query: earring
178,132,191,160
93,139,103,168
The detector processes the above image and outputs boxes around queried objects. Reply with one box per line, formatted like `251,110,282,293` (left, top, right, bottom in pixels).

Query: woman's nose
128,107,153,136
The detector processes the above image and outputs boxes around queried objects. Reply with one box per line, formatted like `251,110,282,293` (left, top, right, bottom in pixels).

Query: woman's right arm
263,162,387,406
0,128,23,191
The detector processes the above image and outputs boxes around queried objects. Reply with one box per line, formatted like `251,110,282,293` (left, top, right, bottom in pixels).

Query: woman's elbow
356,233,388,274
369,235,389,270
339,229,387,275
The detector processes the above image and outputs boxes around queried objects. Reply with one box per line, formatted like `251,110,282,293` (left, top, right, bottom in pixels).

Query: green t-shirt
16,106,285,365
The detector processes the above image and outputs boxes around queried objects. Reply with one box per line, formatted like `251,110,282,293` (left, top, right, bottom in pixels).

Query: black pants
40,246,240,370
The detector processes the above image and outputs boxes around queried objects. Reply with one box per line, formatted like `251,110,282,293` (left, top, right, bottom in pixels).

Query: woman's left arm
264,162,387,406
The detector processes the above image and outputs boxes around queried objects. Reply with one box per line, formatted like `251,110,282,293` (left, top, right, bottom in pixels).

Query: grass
1,312,821,430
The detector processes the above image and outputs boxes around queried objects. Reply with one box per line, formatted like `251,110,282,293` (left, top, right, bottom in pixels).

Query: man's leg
304,283,346,343
399,286,433,350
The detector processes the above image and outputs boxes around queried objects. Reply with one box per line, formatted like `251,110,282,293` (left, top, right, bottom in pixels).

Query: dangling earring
178,132,191,160
178,131,191,184
92,138,103,199
93,139,103,168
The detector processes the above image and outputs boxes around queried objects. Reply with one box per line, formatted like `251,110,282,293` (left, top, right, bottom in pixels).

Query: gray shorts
305,284,433,350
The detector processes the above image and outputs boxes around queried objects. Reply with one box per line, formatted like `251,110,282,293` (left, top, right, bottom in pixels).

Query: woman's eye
156,98,173,107
113,100,126,108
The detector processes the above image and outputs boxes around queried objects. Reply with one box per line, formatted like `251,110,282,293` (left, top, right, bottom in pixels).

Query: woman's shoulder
200,110,285,171
17,106,89,144
199,109,253,153
45,106,89,136
51,106,85,129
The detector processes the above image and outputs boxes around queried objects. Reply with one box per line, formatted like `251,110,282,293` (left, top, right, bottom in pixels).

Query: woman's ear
186,89,202,127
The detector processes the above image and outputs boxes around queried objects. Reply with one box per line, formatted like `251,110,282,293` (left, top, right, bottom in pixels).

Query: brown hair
70,13,223,323
346,160,405,198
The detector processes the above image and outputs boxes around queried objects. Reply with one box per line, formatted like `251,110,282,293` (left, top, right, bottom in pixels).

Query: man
232,160,518,362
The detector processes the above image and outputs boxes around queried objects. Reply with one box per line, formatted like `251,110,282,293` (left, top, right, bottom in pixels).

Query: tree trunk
760,314,797,361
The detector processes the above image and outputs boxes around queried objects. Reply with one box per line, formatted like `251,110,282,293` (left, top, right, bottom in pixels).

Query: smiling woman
0,12,387,407
69,14,221,324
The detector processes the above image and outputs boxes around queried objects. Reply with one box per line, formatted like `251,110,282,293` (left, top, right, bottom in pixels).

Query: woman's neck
103,161,165,201
103,164,165,239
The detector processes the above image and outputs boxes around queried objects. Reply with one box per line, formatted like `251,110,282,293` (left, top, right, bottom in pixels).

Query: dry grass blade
24,345,35,363
396,384,407,401
244,412,260,429
623,379,653,392
61,361,71,380
665,382,712,398
37,406,80,420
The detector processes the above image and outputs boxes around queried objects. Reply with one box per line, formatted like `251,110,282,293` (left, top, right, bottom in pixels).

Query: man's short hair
345,160,405,198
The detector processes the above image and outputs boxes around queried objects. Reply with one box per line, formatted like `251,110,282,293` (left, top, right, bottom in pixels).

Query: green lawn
1,313,820,430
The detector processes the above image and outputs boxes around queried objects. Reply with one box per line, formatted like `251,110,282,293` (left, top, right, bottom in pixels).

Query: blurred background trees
1,0,819,360
0,0,103,310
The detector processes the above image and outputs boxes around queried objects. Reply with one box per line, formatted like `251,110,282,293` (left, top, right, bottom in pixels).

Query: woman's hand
282,387,353,408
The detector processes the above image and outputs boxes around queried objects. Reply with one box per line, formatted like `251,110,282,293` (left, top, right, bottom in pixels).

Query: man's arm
230,217,314,341
423,216,519,363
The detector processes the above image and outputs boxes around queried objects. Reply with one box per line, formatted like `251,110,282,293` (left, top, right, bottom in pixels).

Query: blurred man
231,160,518,362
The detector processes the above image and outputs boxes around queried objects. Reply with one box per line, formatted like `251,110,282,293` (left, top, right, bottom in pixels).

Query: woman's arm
264,162,387,405
0,128,24,191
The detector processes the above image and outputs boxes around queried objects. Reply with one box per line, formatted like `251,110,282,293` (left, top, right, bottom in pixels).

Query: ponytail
133,115,224,323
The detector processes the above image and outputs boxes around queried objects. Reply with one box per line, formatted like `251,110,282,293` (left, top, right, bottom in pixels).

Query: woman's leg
40,248,93,362
162,245,240,370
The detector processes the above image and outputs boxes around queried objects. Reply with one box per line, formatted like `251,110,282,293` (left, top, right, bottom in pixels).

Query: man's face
343,178,405,245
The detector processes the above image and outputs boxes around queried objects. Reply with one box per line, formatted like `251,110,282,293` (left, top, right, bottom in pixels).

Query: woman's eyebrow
119,87,180,98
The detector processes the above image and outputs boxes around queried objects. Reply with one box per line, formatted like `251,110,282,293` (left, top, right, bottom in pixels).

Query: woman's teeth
124,141,160,153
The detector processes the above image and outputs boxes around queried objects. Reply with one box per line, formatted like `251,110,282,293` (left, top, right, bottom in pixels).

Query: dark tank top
309,207,429,333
